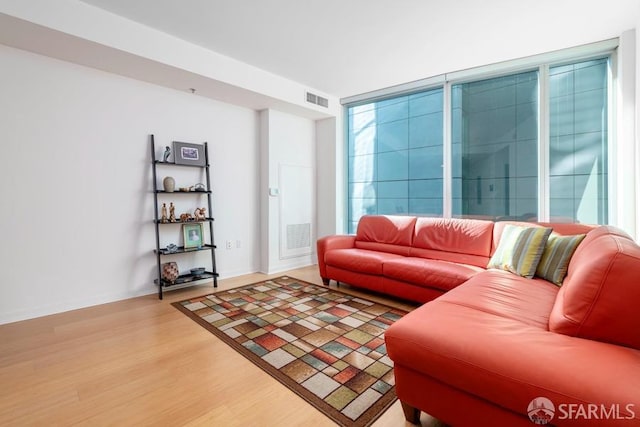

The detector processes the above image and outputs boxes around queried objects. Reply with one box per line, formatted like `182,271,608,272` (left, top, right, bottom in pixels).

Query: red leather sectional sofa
316,215,640,426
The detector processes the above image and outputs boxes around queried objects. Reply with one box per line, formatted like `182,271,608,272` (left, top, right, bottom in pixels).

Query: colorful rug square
172,276,409,427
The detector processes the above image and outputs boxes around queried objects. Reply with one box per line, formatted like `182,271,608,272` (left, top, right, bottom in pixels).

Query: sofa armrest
316,235,357,281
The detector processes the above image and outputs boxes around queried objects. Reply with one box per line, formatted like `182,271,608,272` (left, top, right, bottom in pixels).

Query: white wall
613,30,637,238
637,14,640,240
0,44,260,324
260,109,316,273
316,115,346,238
316,117,338,239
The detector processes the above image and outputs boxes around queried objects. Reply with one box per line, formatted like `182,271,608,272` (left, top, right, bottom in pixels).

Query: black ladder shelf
150,134,218,299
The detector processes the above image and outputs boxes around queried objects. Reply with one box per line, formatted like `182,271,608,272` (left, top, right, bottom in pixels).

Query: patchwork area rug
172,276,408,427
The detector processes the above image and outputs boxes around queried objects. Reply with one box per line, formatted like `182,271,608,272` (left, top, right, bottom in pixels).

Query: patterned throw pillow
487,225,553,278
536,233,586,285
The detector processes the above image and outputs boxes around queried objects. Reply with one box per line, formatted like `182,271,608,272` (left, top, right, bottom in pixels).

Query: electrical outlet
226,240,232,250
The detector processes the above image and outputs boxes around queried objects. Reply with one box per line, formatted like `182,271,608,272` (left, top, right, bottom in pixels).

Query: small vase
163,176,175,192
161,262,179,284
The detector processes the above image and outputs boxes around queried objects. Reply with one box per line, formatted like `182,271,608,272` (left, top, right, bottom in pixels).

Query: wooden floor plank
0,266,443,426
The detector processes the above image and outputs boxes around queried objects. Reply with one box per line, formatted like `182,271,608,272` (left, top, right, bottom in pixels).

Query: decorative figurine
169,202,177,223
180,212,194,222
163,146,171,162
194,207,206,221
192,183,206,192
165,243,178,253
160,202,168,223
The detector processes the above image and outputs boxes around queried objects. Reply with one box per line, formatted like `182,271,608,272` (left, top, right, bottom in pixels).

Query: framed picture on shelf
173,141,206,166
183,223,204,249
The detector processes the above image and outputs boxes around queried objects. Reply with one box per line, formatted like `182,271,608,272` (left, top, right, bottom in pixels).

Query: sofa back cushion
536,222,596,236
413,218,494,256
354,215,417,255
549,226,640,350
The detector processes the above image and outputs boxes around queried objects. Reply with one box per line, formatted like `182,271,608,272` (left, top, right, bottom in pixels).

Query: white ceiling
77,0,639,99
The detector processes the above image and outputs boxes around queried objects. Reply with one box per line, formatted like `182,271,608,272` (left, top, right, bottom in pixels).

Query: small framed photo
173,141,206,166
183,223,204,249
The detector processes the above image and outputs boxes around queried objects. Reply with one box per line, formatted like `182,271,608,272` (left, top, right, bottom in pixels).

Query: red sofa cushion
355,215,417,246
408,247,490,268
383,257,484,291
323,248,404,275
549,226,640,350
354,241,411,256
437,269,557,327
413,217,494,257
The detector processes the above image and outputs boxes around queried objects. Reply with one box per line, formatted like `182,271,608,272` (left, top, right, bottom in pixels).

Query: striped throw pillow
536,233,586,285
488,225,553,278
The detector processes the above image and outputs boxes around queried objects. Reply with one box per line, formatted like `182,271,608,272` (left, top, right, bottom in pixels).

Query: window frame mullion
538,64,550,222
443,81,452,218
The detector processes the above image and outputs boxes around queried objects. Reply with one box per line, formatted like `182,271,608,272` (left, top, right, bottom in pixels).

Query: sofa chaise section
385,224,640,426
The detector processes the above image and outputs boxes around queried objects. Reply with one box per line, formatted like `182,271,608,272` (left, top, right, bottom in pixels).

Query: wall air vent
306,91,328,108
286,223,311,250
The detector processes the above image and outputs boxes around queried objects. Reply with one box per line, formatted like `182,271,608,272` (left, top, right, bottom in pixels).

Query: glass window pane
451,71,539,221
549,58,608,224
347,88,443,233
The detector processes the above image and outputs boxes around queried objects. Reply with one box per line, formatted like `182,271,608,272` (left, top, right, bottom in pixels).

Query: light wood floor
0,265,442,426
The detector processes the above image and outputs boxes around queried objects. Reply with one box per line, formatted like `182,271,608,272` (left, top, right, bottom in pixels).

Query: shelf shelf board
155,244,216,255
154,160,209,168
155,271,219,288
155,218,214,224
155,190,211,194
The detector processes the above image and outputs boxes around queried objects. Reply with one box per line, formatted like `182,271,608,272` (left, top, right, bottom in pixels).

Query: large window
346,55,610,233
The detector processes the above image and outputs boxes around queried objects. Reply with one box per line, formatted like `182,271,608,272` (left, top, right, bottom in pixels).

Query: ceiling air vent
306,91,328,108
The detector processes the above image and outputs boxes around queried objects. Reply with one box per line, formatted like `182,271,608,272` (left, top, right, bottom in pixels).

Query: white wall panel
260,110,315,273
0,44,260,324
